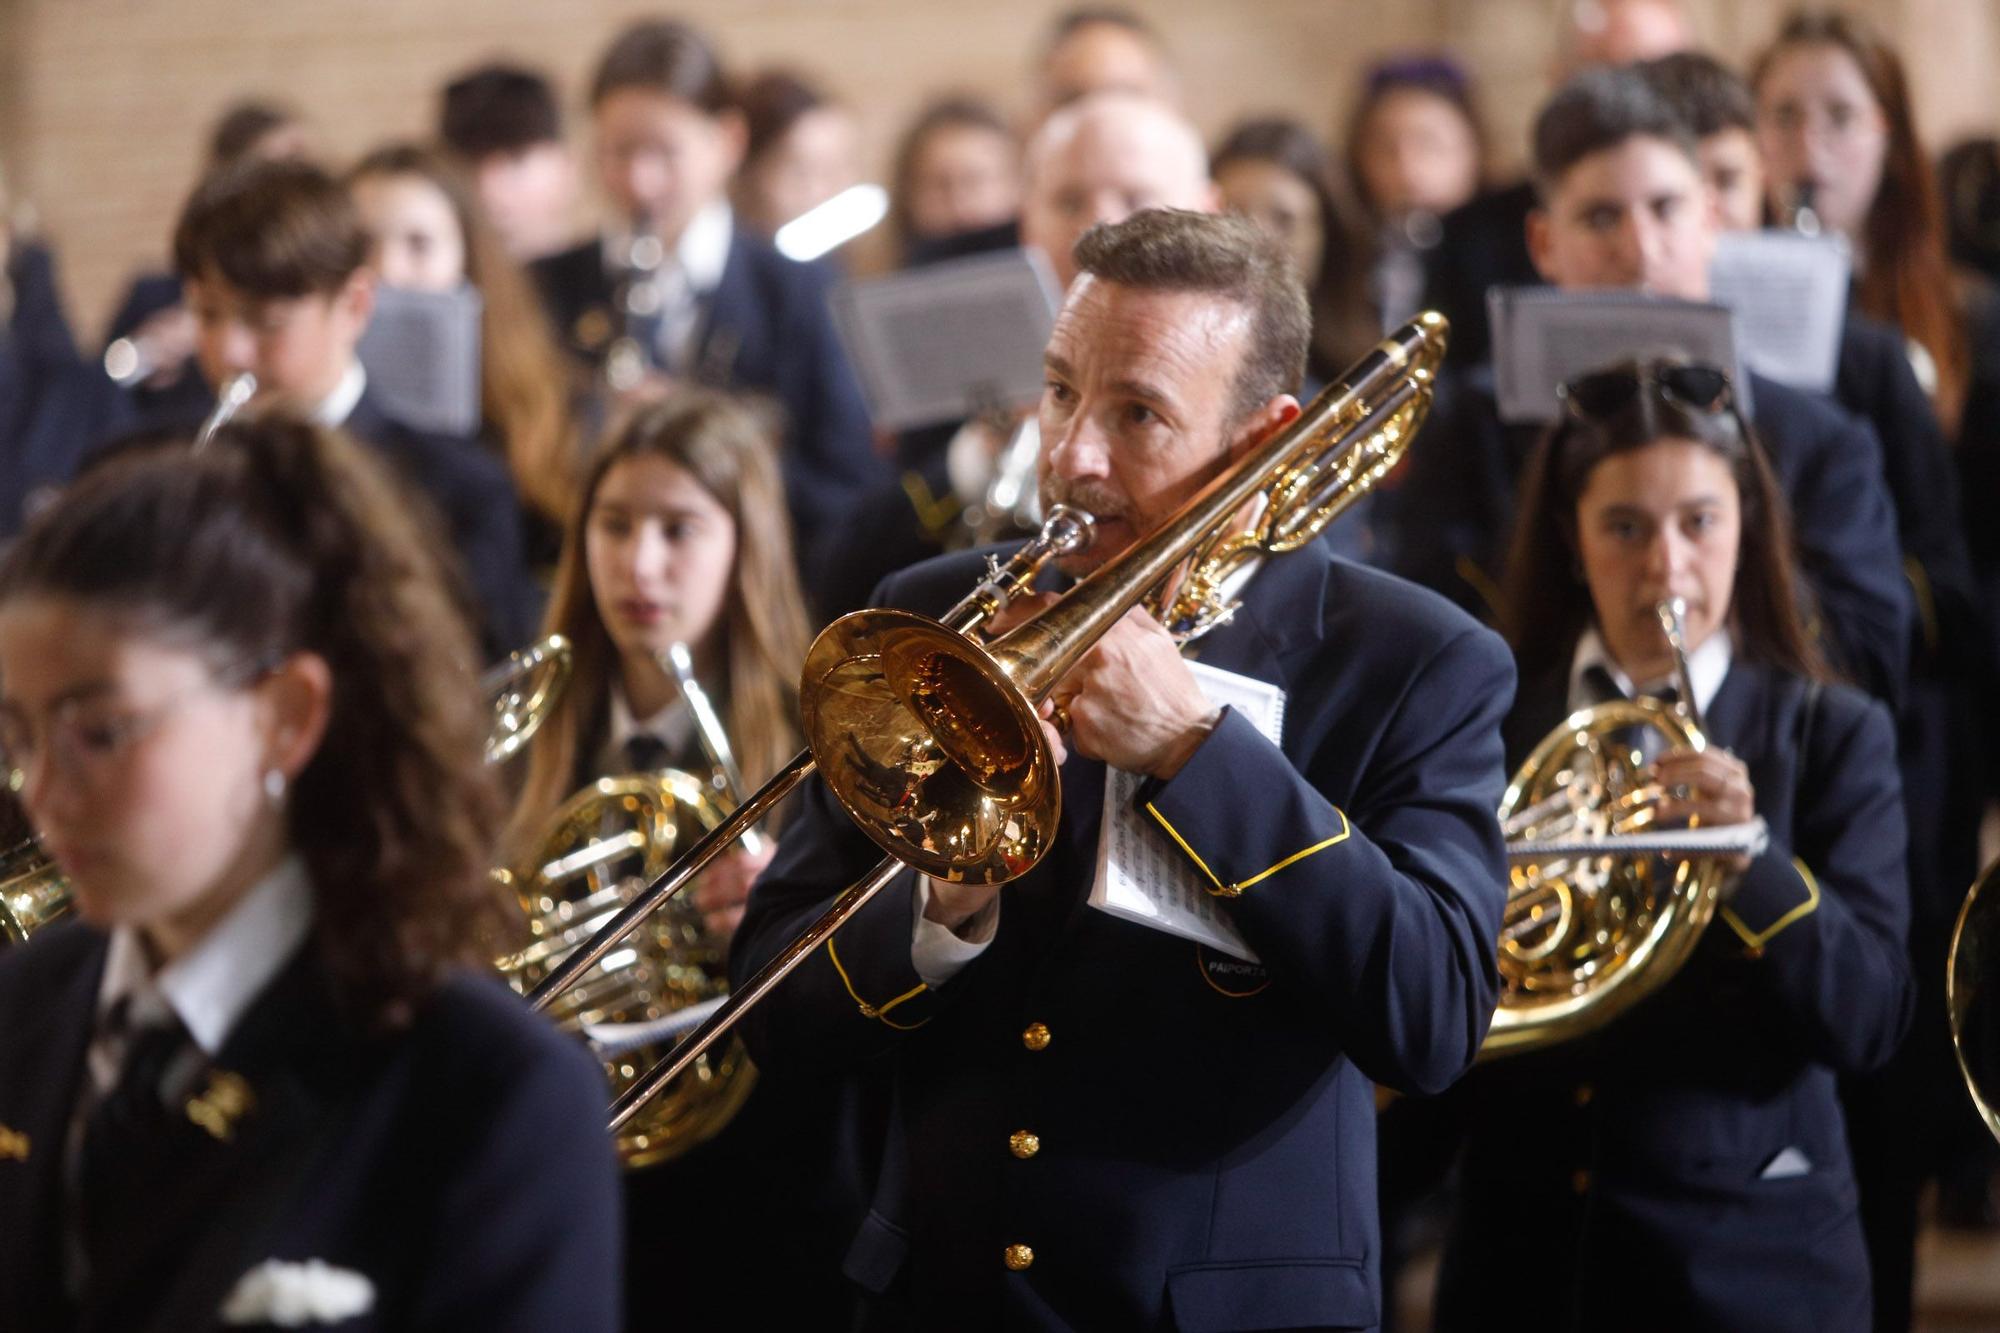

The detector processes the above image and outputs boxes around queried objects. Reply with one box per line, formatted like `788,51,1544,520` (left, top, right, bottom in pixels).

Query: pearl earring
263,769,288,803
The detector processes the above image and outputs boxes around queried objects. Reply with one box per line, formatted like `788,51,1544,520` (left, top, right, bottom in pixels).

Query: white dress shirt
599,682,698,776
1566,623,1732,716
307,360,367,431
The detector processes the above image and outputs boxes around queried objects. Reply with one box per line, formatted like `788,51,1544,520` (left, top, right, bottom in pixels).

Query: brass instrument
532,312,1451,1134
1947,857,2000,1143
195,373,257,451
955,415,1044,550
482,634,573,764
1482,598,1742,1057
494,640,770,1165
604,212,666,393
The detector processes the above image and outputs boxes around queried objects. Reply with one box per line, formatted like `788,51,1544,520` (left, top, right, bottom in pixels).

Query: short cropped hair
1639,50,1755,138
1531,65,1695,199
440,63,564,158
588,19,733,114
1072,208,1311,422
172,158,369,297
1044,6,1164,53
207,100,300,171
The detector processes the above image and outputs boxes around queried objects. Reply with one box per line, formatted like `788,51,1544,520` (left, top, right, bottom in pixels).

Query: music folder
356,283,484,437
1707,230,1851,394
830,248,1060,432
1487,287,1750,425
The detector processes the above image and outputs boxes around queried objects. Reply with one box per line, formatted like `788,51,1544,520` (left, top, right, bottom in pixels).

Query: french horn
1947,856,2000,1143
1481,599,1756,1057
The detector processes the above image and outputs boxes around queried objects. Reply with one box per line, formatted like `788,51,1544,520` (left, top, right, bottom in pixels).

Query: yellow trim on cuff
1144,802,1352,898
901,470,964,539
1454,556,1503,621
825,935,931,1029
1720,857,1822,953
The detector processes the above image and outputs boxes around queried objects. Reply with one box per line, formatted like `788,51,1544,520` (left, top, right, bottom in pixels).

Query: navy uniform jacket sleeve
733,557,1514,1098
757,250,884,555
405,980,623,1332
1136,622,1514,1094
1835,315,1980,663
1720,685,1914,1074
1755,377,1912,707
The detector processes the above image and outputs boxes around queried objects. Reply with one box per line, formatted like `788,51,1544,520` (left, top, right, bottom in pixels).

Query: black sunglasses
1557,363,1735,422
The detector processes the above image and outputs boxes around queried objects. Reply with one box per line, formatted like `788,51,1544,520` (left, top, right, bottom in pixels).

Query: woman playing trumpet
1433,358,1914,1333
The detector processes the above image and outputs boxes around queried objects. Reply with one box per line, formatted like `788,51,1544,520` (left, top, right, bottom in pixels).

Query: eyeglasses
1558,363,1735,422
0,658,276,795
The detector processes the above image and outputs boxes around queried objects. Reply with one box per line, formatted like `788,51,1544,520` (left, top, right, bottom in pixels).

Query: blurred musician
1435,358,1912,1333
347,143,584,573
101,100,314,424
732,69,863,246
812,91,1216,620
734,207,1513,1329
1030,6,1180,123
887,97,1022,269
529,18,883,561
437,62,583,264
153,158,535,657
1419,0,1693,368
505,390,862,1326
1378,64,1911,709
0,418,620,1331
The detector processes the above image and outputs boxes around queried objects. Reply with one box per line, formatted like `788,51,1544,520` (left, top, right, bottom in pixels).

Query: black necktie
79,1006,192,1263
623,732,674,775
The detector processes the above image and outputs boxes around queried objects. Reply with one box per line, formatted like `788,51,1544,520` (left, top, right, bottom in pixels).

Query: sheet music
1488,287,1749,424
356,283,484,436
829,248,1060,431
1087,662,1287,962
1708,230,1850,392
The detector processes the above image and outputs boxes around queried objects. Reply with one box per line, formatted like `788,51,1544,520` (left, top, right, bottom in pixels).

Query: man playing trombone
731,208,1513,1331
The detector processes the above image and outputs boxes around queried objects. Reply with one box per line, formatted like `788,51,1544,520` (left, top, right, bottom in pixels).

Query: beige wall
12,0,1998,338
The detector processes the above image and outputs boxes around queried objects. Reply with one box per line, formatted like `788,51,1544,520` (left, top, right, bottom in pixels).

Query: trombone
526,313,1452,1134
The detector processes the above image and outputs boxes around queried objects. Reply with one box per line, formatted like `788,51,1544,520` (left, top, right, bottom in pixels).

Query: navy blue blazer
100,271,212,427
1373,365,1914,707
0,340,131,540
1436,658,1913,1333
732,542,1514,1332
8,243,80,371
0,921,622,1333
530,228,885,557
109,386,534,660
1416,182,1540,372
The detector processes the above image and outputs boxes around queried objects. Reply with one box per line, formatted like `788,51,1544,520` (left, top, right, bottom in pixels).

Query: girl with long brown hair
0,418,619,1329
1435,358,1912,1333
1752,9,1972,433
506,389,859,1328
347,142,582,559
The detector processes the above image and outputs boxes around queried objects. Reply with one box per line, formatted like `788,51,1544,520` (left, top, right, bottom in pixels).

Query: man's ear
1526,206,1557,283
334,267,376,332
715,109,749,176
1229,393,1302,462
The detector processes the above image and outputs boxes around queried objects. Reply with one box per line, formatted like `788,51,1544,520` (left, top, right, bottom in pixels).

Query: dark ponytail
0,418,516,1029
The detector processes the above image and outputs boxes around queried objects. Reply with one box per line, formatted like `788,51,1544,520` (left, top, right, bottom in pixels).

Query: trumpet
1482,597,1765,1057
530,312,1451,1135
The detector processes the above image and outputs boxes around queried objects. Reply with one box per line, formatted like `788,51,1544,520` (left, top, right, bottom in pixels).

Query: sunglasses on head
1557,363,1735,422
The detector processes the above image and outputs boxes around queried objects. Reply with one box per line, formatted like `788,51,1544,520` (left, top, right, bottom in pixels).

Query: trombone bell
802,609,1057,885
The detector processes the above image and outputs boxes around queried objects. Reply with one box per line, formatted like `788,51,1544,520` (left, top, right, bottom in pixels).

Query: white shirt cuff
910,879,1000,987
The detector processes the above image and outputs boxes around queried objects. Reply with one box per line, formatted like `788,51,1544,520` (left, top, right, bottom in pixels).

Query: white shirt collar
309,360,367,429
95,853,314,1056
602,681,697,772
600,200,734,296
1567,623,1732,716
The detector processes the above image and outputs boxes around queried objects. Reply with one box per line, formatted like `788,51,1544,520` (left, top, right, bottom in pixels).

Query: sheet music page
1708,231,1850,392
1087,661,1288,962
1488,287,1748,424
829,248,1059,431
355,283,484,436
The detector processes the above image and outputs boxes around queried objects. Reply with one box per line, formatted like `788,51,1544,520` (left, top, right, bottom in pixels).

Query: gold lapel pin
0,1124,28,1161
185,1070,257,1143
